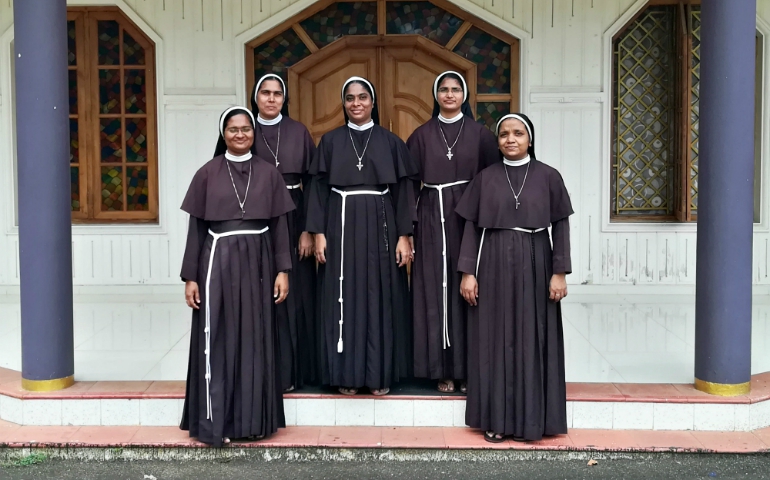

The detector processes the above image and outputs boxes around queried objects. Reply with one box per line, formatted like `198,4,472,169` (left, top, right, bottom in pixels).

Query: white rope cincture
286,183,301,190
331,187,390,353
203,227,269,421
475,227,544,278
423,180,470,349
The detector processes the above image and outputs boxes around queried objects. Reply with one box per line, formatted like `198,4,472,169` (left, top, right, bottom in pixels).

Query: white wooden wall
0,0,769,288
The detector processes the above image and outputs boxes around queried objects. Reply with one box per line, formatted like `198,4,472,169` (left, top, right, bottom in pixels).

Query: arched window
67,7,158,222
611,2,762,222
245,0,520,141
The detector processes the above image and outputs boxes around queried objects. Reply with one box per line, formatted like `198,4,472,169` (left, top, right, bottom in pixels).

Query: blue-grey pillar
695,0,756,396
13,0,74,391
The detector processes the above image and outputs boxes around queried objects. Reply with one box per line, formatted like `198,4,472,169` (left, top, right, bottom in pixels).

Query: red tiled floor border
2,367,769,405
0,426,768,453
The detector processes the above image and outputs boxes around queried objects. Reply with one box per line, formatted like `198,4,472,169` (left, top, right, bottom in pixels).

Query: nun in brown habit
179,106,295,446
408,71,498,394
250,74,320,391
456,113,573,442
305,76,417,396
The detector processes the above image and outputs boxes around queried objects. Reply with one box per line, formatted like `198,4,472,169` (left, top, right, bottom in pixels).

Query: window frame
610,0,764,226
610,0,700,223
67,7,159,224
243,0,521,132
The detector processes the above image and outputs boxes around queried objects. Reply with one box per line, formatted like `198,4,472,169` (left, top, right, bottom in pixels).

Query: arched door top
245,0,520,132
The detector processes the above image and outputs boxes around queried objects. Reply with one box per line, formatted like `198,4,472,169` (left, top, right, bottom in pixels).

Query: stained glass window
67,19,81,213
609,4,723,221
246,1,519,148
453,26,510,94
252,28,312,84
612,7,675,216
66,8,157,221
299,2,377,48
690,10,701,214
476,102,508,132
385,1,462,46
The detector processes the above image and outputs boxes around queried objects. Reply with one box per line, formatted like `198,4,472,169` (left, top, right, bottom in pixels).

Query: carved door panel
379,43,475,141
289,37,476,143
290,45,380,144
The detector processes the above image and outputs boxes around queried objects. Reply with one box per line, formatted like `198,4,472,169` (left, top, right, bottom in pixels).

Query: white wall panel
0,0,769,287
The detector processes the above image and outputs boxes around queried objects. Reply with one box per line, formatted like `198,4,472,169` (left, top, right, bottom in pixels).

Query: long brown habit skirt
412,184,468,380
465,229,567,441
276,188,319,390
181,231,285,446
318,191,412,390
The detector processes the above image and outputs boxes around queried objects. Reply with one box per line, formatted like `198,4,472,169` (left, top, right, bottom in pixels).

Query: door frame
245,0,520,115
287,35,478,132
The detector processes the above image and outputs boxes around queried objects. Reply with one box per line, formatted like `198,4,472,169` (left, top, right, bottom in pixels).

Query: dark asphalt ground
2,455,770,480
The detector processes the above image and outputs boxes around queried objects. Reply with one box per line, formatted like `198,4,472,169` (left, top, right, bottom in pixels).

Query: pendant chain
225,158,252,218
261,122,281,167
348,126,374,171
438,117,465,160
504,162,530,210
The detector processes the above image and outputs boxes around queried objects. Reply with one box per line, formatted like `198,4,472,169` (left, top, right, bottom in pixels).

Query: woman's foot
459,381,467,394
339,387,358,396
284,385,295,393
437,379,455,393
223,437,231,445
483,431,504,443
371,388,390,396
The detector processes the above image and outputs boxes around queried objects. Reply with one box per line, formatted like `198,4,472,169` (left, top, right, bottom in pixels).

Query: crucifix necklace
261,123,281,167
225,158,252,218
504,162,530,210
437,116,465,160
348,126,374,171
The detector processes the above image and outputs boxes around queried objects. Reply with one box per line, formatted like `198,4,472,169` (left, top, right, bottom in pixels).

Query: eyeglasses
226,126,254,135
438,87,463,95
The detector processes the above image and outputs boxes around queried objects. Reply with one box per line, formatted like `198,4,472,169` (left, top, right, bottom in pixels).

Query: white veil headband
496,113,532,138
219,106,255,136
433,71,468,103
341,76,376,103
254,73,287,105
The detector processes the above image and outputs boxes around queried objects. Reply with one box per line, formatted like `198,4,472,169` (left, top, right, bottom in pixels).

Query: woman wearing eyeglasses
179,106,295,446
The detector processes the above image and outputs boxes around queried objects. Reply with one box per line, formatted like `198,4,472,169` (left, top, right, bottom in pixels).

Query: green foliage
1,452,48,468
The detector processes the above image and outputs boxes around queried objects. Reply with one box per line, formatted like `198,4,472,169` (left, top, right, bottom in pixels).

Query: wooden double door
288,36,476,143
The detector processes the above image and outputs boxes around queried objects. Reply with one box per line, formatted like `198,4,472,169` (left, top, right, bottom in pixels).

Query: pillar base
21,375,74,392
694,378,750,396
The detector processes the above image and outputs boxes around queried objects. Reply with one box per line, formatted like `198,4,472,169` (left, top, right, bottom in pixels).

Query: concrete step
1,368,769,431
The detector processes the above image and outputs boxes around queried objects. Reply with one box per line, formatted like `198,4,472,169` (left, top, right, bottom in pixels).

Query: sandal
484,431,504,443
230,435,263,443
437,380,456,394
284,385,295,393
338,387,358,396
371,388,390,396
459,381,467,394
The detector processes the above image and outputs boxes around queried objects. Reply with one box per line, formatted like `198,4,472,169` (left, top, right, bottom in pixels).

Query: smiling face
223,113,254,156
256,79,284,120
436,77,463,117
343,82,374,125
497,118,531,161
